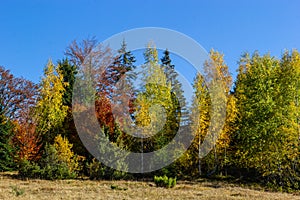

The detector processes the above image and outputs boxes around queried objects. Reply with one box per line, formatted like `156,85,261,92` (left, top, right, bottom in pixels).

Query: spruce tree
58,59,77,107
161,49,189,127
111,40,137,132
0,105,16,171
57,59,88,157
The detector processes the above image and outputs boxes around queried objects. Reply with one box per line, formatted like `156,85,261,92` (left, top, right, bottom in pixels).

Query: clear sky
0,0,299,83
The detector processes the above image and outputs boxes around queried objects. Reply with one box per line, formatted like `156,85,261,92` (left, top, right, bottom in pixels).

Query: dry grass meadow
1,172,299,200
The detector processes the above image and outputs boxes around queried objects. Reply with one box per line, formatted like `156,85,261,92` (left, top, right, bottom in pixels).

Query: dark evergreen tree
0,105,16,171
161,49,189,127
58,59,77,107
57,59,89,159
116,40,136,75
106,40,136,92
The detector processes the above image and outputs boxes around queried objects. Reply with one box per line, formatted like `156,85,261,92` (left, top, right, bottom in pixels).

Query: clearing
0,172,299,200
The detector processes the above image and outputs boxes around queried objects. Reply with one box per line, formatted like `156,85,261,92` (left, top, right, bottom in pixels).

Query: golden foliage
53,134,81,172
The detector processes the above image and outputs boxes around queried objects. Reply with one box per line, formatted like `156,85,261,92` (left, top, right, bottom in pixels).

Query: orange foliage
14,122,42,161
95,92,115,133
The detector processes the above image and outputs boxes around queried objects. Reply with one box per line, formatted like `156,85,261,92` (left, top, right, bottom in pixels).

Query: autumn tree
132,43,175,151
65,38,113,157
53,134,80,173
0,65,38,167
204,50,235,176
185,73,211,176
188,50,235,176
65,37,99,67
14,122,41,162
35,60,68,144
95,40,136,142
0,66,37,122
66,37,115,137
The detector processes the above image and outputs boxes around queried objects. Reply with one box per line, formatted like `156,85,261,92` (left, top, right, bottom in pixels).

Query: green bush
40,143,77,180
154,175,177,188
18,142,78,180
18,157,76,180
41,162,76,180
18,159,42,178
88,158,105,180
88,158,128,180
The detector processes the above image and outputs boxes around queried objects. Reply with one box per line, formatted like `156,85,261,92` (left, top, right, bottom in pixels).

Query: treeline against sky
0,38,299,190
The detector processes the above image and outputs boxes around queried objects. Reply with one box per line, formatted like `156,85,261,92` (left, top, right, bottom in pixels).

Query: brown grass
0,172,299,200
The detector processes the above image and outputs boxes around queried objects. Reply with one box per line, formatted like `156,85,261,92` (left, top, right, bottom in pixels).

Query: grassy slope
0,172,299,200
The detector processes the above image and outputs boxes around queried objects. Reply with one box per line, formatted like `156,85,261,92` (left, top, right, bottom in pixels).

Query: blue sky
0,0,299,83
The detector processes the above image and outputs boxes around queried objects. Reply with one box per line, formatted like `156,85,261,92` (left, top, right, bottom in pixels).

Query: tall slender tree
94,40,136,142
204,50,235,176
161,49,188,125
186,73,211,176
35,60,68,144
56,59,89,157
58,59,77,107
188,50,235,176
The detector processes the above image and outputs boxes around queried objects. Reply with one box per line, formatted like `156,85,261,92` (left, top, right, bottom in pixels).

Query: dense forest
0,38,299,191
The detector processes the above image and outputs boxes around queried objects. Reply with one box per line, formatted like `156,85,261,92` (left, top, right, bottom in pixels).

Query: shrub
41,162,76,180
154,175,177,188
53,134,81,173
88,132,129,180
39,140,78,180
18,159,42,178
88,158,105,180
88,158,128,180
18,135,80,180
